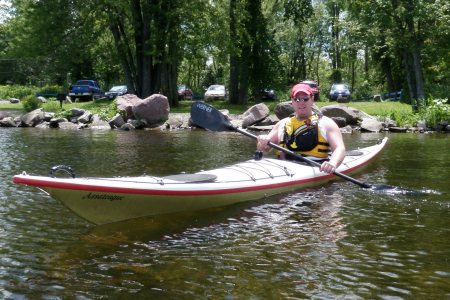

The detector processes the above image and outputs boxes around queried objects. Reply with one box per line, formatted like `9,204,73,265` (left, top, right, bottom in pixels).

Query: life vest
280,114,330,159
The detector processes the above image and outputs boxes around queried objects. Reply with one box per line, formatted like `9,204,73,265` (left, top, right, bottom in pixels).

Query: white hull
13,138,388,225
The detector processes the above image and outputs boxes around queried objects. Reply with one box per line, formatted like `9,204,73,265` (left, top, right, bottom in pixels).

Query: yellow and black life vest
280,114,330,159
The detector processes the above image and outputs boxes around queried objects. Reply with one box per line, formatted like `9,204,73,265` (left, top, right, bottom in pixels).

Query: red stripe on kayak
13,142,384,197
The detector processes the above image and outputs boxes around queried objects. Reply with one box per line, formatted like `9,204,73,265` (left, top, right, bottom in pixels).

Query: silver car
204,85,227,101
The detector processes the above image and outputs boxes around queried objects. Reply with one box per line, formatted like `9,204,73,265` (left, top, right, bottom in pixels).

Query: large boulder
116,94,141,120
132,94,170,127
274,101,294,119
242,103,270,128
20,108,45,127
320,105,360,125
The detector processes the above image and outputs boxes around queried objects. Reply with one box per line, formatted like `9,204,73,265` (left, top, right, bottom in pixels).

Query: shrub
419,98,450,128
22,95,42,112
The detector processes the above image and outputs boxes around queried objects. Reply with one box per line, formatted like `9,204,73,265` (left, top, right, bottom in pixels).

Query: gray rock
120,123,136,131
320,105,360,125
20,108,45,127
70,108,85,118
360,118,383,132
108,114,126,128
274,101,294,119
37,96,47,103
389,127,408,133
0,117,17,127
242,103,270,128
77,111,93,124
58,121,79,129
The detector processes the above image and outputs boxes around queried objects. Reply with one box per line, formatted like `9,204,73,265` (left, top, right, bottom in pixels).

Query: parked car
300,80,320,101
204,85,227,101
105,85,128,99
68,80,103,102
260,88,277,101
329,83,351,102
177,85,193,100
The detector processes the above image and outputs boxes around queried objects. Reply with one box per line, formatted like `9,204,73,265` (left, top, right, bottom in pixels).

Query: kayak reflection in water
256,83,346,174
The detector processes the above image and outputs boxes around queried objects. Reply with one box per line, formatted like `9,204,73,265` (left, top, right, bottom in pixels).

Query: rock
127,118,147,129
70,108,85,117
77,111,93,124
373,95,382,102
120,123,136,131
274,101,294,119
165,115,184,129
0,117,17,127
132,94,169,126
242,103,270,128
117,94,141,120
254,115,279,126
340,125,353,134
35,122,50,129
383,117,396,129
320,105,360,125
0,111,10,120
360,118,383,132
389,127,408,133
90,115,111,130
416,120,427,132
20,108,45,127
43,112,55,122
49,117,68,128
58,121,79,129
331,117,347,127
37,96,47,103
108,114,126,129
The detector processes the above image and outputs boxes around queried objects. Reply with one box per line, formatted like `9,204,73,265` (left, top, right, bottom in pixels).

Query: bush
22,95,42,112
419,98,449,128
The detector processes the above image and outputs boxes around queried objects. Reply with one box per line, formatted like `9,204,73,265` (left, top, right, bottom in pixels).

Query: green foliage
96,99,119,121
42,100,62,113
0,85,38,99
21,95,42,112
419,99,450,128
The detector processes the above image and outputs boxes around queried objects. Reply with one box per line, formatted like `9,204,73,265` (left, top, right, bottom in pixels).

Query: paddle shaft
232,126,372,189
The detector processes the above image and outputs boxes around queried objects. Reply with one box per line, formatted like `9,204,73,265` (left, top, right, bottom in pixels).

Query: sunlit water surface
0,128,449,299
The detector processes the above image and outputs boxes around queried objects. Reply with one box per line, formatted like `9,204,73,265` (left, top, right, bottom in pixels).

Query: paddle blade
190,101,235,132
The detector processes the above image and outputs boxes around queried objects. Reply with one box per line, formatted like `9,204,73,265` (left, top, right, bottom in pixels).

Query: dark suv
329,83,351,102
300,80,320,101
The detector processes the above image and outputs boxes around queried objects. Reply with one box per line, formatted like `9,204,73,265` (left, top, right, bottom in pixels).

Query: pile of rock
241,102,449,133
0,93,176,130
1,95,448,133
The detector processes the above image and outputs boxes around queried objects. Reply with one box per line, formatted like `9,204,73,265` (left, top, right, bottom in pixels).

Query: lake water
0,127,449,299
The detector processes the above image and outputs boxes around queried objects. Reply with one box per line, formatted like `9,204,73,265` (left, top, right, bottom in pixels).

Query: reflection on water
0,128,449,298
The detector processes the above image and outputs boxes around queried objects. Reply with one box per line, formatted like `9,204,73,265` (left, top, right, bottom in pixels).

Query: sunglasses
293,96,310,102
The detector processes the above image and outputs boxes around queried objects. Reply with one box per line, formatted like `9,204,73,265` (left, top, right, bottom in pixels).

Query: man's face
292,92,313,117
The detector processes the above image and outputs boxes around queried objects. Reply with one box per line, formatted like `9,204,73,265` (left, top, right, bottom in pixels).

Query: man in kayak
256,83,346,174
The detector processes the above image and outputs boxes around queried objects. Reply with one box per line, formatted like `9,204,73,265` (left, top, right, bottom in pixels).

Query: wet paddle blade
190,101,235,132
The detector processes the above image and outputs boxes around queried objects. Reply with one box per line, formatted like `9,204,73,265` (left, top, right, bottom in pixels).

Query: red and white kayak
13,137,388,225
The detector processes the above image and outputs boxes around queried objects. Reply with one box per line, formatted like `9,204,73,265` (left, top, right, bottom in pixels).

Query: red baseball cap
291,83,313,98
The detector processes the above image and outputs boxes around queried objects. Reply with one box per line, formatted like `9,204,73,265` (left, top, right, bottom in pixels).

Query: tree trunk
229,0,239,104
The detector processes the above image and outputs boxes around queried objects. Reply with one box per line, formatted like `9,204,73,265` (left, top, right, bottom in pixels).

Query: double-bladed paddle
190,101,422,194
